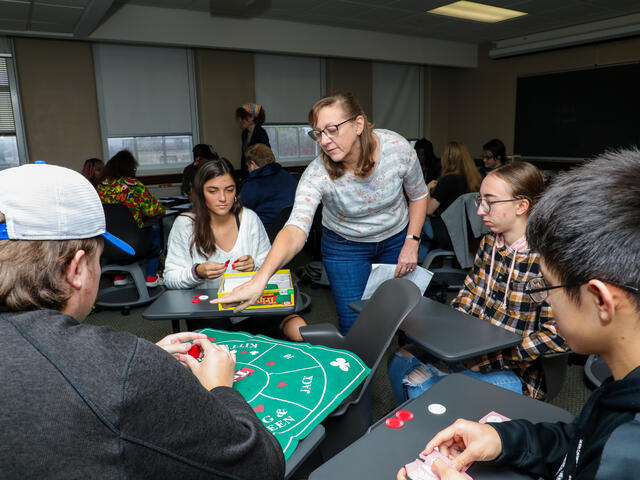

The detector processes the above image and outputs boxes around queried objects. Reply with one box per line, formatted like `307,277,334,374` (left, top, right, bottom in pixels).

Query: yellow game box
216,269,295,310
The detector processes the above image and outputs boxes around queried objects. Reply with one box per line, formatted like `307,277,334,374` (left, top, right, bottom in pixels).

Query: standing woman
236,103,270,176
216,91,428,335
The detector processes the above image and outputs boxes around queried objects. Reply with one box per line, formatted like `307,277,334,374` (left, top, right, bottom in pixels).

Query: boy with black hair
398,148,640,480
0,164,284,479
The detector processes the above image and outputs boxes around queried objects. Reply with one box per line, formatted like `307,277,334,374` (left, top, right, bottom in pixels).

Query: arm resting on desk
491,418,576,478
299,324,347,350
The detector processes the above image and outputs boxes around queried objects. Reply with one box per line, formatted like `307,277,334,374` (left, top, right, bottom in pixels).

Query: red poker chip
194,294,201,298
385,417,404,429
396,410,414,421
187,344,202,359
192,298,201,303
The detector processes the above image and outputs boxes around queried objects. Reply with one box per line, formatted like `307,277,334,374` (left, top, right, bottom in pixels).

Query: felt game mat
197,329,371,459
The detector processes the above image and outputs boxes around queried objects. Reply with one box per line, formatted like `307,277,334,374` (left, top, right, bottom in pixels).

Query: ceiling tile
30,20,75,32
32,3,84,24
0,17,27,29
0,0,30,19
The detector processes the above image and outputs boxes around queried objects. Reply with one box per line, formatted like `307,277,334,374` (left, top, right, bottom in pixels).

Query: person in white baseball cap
0,163,285,478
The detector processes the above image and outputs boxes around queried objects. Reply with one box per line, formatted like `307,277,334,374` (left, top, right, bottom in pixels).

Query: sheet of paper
220,272,292,294
361,264,433,300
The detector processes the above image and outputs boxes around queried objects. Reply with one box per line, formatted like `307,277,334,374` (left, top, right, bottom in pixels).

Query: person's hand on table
232,254,254,272
209,276,267,312
397,419,502,480
156,331,208,366
182,339,236,390
197,261,227,280
427,418,502,467
395,239,419,278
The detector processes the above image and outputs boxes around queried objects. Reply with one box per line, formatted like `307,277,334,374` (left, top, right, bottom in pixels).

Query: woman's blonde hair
308,91,375,180
440,141,482,192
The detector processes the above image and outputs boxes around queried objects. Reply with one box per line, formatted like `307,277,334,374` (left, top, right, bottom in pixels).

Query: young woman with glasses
215,91,428,335
388,161,568,402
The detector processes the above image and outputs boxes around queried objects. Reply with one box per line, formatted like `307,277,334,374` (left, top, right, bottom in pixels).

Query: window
264,125,320,165
0,57,20,168
94,44,198,172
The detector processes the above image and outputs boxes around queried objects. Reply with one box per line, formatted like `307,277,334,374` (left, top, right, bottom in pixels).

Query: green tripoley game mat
196,329,370,459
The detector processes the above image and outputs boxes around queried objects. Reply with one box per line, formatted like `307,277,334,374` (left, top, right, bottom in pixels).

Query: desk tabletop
310,373,574,480
142,288,304,320
402,297,523,362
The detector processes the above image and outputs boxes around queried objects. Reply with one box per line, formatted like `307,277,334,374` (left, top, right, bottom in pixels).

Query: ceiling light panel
427,1,527,23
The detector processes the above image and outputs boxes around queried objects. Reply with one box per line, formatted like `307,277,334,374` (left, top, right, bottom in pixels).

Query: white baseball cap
0,163,134,255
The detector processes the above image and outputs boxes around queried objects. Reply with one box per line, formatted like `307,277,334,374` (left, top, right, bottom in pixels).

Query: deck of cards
405,451,472,480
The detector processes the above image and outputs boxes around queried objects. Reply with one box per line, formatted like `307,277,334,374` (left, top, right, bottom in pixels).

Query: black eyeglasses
308,116,358,141
474,195,521,214
525,277,639,304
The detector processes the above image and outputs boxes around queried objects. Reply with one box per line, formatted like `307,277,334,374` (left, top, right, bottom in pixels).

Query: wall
13,37,102,170
325,58,372,118
437,36,640,158
195,49,255,167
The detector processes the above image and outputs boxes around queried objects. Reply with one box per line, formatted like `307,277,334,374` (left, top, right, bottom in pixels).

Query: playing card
406,452,473,480
479,411,511,424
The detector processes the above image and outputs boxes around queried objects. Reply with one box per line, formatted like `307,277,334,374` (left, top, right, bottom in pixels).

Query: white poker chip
427,403,446,415
198,295,209,300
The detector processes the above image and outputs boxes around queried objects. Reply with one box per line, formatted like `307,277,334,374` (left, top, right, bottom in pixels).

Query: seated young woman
164,158,306,340
389,161,568,403
425,141,482,251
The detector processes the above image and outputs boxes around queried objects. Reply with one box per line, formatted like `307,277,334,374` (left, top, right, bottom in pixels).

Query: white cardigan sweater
163,208,271,290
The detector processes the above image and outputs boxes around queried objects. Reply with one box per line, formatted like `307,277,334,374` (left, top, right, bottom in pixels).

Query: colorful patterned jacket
451,232,568,399
97,177,165,228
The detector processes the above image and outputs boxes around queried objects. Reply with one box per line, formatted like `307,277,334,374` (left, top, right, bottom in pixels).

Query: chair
268,205,293,243
423,193,488,302
584,354,612,388
95,204,165,314
298,278,421,460
541,352,570,402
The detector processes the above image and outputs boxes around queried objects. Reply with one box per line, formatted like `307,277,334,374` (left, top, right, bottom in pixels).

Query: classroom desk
349,297,522,362
142,287,310,332
310,374,574,480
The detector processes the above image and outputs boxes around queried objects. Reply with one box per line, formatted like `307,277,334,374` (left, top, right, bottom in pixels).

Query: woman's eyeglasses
308,116,358,142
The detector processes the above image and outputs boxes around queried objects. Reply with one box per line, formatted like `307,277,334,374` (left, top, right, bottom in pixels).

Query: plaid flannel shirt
451,233,568,399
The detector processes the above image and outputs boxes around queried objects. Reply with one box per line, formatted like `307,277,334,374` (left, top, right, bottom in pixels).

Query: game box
217,269,295,310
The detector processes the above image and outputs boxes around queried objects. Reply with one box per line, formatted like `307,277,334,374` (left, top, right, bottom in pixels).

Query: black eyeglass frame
474,195,521,214
308,115,358,142
525,277,639,304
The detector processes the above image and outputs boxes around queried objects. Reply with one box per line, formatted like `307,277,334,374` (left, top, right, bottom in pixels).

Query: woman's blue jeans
387,349,523,405
145,225,162,277
321,226,407,335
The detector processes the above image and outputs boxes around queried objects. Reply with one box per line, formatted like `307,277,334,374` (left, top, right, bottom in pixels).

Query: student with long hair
164,158,305,339
215,91,428,335
81,157,103,187
389,161,567,402
236,103,270,176
425,141,483,250
97,150,164,287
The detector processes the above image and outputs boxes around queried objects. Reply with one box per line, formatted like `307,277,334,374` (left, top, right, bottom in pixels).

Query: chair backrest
268,205,293,243
440,192,488,270
541,352,570,402
344,278,421,395
101,203,152,263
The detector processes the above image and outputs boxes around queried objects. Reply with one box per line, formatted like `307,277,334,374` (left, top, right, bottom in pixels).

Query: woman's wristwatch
406,234,420,243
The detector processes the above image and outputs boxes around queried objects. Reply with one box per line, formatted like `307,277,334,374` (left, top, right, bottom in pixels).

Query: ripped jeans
387,348,524,405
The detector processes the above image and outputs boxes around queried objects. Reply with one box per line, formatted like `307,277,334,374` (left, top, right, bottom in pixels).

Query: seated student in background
479,138,506,177
181,143,219,199
81,157,103,187
389,161,568,403
164,157,306,340
398,149,640,480
414,137,441,184
426,141,482,250
240,143,298,233
97,150,165,287
0,164,285,479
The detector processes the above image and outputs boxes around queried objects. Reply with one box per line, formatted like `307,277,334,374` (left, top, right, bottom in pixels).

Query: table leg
172,319,181,333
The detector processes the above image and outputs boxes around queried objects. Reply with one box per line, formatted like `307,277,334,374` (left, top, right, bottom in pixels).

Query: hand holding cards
405,451,473,480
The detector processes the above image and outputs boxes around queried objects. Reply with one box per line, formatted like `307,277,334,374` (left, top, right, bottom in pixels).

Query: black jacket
0,310,285,479
492,365,640,479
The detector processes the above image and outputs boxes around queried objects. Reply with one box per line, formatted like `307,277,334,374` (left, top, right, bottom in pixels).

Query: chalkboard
514,63,640,159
